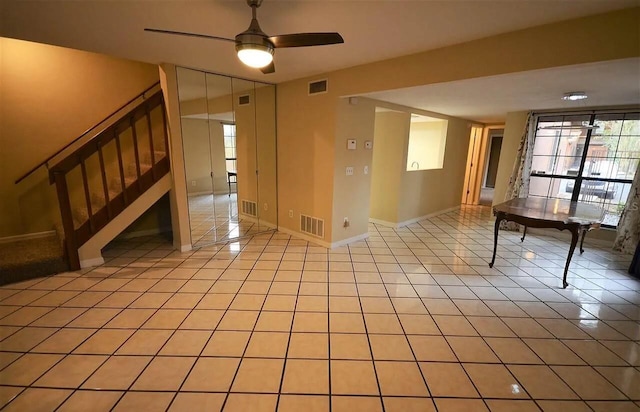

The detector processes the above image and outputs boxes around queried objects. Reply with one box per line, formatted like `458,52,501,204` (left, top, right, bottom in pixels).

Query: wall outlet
364,165,369,175
191,180,196,186
263,203,268,211
288,209,294,218
346,167,354,176
343,217,350,228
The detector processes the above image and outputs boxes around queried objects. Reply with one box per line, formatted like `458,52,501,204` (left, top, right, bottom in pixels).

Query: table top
493,198,604,225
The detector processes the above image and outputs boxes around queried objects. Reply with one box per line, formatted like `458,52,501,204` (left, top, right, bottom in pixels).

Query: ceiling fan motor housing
235,33,274,55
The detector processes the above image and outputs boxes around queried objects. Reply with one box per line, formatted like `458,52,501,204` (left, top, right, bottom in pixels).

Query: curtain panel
613,163,640,255
500,112,534,231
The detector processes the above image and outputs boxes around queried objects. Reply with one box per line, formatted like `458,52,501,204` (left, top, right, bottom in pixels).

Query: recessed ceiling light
562,92,588,101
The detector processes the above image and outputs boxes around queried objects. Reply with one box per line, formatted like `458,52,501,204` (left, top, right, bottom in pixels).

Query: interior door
177,67,278,247
204,72,236,244
177,67,217,246
485,135,503,188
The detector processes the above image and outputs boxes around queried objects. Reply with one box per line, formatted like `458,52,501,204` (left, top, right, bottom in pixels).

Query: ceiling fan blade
260,61,275,74
268,33,344,48
144,28,235,43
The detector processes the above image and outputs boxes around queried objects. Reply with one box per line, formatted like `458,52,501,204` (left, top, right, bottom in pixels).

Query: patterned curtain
613,163,640,254
500,112,534,231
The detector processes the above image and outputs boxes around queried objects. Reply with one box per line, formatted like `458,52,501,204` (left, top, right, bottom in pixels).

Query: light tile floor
1,206,639,411
188,193,274,248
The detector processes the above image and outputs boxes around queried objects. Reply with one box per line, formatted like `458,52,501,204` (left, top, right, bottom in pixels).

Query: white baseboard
369,206,461,228
239,214,278,230
277,226,331,248
277,227,369,249
80,257,105,269
368,218,397,227
330,233,369,248
0,230,57,244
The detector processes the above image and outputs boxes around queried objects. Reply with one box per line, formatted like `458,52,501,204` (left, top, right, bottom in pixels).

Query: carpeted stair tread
0,236,68,286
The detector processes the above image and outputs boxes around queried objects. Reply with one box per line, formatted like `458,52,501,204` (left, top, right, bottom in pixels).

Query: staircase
14,83,171,273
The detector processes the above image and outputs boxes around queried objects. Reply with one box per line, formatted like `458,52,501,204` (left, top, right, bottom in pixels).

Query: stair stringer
78,173,172,268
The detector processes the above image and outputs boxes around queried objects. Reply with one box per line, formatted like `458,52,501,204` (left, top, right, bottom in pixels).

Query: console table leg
521,226,527,243
563,228,579,289
489,214,503,268
579,229,587,254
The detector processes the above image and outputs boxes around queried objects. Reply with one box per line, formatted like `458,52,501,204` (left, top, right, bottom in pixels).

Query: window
223,123,236,175
529,111,640,227
406,115,448,171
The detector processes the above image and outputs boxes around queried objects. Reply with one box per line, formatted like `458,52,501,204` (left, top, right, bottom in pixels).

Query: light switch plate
346,167,354,176
347,139,357,150
364,140,372,149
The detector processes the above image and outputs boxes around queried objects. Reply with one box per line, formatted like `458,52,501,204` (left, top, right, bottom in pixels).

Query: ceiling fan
145,0,344,74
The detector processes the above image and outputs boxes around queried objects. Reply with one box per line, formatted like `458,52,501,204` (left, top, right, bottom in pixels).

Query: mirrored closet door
177,67,277,247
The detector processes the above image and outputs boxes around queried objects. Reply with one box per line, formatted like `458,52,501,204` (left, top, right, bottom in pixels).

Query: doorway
177,67,277,247
480,130,503,205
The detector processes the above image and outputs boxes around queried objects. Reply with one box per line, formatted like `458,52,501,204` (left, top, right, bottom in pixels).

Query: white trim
369,206,461,229
368,218,397,228
330,233,369,248
277,227,370,249
278,226,331,248
79,257,105,269
0,230,57,244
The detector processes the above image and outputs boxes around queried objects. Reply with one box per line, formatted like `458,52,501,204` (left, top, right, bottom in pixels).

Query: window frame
529,111,639,228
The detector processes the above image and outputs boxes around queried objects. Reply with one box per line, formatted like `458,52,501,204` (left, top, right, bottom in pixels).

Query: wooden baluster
54,171,80,270
145,104,157,181
97,141,112,220
114,132,128,206
80,157,94,234
130,116,142,192
161,98,169,160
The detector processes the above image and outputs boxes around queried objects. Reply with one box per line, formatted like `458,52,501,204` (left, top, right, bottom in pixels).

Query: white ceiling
364,58,640,123
1,0,638,122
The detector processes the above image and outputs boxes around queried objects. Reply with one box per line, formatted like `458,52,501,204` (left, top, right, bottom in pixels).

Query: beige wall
0,37,159,237
275,7,639,244
277,79,336,241
366,105,471,229
369,111,409,224
492,111,530,205
331,98,377,242
398,117,470,222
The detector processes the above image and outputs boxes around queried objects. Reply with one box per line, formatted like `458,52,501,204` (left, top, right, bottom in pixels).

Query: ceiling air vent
238,94,250,106
300,214,324,238
308,79,328,95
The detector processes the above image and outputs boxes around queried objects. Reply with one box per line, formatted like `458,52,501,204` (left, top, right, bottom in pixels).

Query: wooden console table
489,198,604,288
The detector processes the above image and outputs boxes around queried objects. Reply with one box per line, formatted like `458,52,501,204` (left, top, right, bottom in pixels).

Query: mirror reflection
177,67,277,247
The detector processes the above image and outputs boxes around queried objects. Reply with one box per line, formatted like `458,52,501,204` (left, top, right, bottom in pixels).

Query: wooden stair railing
48,90,170,270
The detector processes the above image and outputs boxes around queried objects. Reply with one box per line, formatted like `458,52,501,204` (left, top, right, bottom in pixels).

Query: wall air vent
238,94,250,106
300,214,325,238
241,200,258,217
308,79,328,95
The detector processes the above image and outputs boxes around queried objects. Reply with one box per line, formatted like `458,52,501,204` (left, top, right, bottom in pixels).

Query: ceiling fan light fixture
562,92,588,101
236,43,274,68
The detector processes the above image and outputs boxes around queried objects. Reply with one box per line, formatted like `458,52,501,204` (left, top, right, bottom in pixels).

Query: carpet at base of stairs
0,236,69,286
